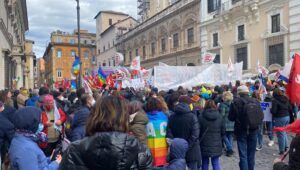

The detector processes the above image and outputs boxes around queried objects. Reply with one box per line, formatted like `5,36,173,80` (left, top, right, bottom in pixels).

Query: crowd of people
0,80,299,170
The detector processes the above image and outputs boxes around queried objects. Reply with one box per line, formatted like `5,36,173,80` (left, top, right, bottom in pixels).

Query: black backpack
240,98,264,131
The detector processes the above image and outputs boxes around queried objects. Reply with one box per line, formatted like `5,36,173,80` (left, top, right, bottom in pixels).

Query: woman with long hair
60,96,152,169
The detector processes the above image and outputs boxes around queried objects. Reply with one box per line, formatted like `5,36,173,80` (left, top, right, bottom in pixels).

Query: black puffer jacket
198,108,224,158
59,132,152,170
271,95,293,118
167,103,201,163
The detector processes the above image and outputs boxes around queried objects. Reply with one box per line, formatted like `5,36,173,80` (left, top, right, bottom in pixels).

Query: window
173,33,179,48
161,38,166,51
57,69,62,78
71,50,76,57
124,53,126,63
92,56,96,63
135,48,139,56
269,43,284,66
208,0,220,13
56,37,62,43
187,28,194,44
57,49,62,58
98,49,100,54
109,18,113,25
213,33,218,47
143,46,146,58
84,40,87,44
238,25,245,41
70,39,75,44
236,47,248,70
103,46,105,52
232,0,241,4
271,14,280,33
129,51,132,61
103,60,106,66
84,69,89,76
151,42,156,55
214,54,220,63
112,58,116,66
108,60,111,66
108,43,110,49
84,51,89,59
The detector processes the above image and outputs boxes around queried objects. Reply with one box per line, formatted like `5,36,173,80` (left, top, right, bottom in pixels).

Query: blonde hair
223,91,233,102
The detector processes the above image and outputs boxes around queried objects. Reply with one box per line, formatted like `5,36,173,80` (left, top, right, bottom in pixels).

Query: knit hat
179,95,194,104
43,94,54,104
191,95,200,102
13,107,42,133
237,85,249,94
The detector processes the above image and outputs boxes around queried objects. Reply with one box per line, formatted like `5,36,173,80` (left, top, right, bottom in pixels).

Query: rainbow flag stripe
72,56,80,76
98,67,107,85
146,111,168,167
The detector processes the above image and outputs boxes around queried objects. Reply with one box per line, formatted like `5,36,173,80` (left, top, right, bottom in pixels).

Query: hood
174,103,191,115
13,107,42,133
169,138,188,159
203,108,219,121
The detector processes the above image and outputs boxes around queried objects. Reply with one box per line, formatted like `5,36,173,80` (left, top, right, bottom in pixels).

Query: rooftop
94,10,129,19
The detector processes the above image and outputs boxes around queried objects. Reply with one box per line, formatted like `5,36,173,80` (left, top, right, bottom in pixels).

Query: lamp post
76,0,82,88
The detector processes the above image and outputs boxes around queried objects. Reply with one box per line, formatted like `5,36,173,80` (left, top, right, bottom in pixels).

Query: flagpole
76,0,82,89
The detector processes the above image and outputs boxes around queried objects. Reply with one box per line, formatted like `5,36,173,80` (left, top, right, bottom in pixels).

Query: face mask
36,123,44,134
45,105,53,111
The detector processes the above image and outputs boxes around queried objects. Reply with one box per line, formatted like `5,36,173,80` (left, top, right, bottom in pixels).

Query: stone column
0,51,5,89
14,57,23,89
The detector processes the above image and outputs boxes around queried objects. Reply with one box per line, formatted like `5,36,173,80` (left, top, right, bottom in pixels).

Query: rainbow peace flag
72,56,80,76
98,67,107,86
71,79,77,91
146,111,168,167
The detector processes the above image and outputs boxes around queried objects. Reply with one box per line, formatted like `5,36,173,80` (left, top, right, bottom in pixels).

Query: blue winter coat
26,96,39,107
9,134,58,170
70,106,90,142
166,138,188,170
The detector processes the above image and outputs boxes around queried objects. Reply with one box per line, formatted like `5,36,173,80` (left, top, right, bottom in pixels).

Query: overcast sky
26,0,137,58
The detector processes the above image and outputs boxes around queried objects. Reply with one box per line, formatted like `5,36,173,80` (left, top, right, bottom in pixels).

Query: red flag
273,119,300,134
286,53,300,104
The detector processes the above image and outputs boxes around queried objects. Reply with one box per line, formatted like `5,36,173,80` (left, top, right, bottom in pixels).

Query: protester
16,88,28,108
271,88,293,155
9,107,61,170
219,91,235,156
252,91,264,151
41,94,66,156
0,90,14,108
229,85,264,170
165,138,189,170
264,87,274,147
128,100,148,145
199,100,224,170
167,96,201,170
53,90,70,114
26,89,40,107
59,96,152,169
70,94,94,142
145,97,168,167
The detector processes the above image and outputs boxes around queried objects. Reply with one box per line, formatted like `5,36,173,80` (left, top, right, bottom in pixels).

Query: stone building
289,0,300,55
200,0,292,72
43,30,96,85
117,0,201,68
0,0,29,89
36,58,45,87
95,10,137,67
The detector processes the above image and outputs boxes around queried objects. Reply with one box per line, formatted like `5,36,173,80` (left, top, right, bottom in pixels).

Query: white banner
154,63,243,91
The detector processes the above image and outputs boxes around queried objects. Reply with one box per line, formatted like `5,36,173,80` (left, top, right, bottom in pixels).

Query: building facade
95,10,137,67
200,0,291,72
0,0,29,89
289,0,300,55
117,0,201,68
43,30,96,85
36,58,45,87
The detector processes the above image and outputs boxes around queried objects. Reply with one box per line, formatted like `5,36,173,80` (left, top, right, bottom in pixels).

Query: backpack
240,98,264,131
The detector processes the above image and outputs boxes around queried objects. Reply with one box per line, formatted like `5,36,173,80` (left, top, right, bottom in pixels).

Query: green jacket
219,101,235,132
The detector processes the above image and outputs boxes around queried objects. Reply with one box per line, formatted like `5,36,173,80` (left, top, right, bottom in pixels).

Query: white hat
237,85,249,94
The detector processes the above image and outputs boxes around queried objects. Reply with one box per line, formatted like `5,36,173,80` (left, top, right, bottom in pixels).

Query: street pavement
219,135,293,170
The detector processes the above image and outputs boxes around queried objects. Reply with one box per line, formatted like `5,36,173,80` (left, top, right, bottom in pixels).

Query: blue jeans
223,131,233,151
202,156,220,170
237,133,257,170
257,124,263,147
273,116,290,153
187,161,198,170
266,121,274,140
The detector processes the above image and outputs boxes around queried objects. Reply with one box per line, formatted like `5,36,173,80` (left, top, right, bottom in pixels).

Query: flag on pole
83,79,93,96
72,56,81,76
257,60,269,77
98,67,107,86
130,56,141,70
277,58,294,83
71,79,77,91
273,119,300,134
286,53,300,104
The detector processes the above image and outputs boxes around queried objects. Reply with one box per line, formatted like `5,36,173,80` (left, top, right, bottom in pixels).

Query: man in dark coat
166,138,188,170
229,85,262,170
167,102,201,170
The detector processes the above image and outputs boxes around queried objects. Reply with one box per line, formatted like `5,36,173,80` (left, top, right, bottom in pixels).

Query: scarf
16,129,48,143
